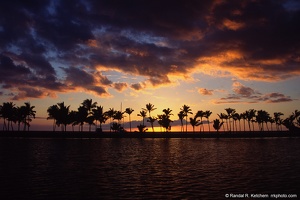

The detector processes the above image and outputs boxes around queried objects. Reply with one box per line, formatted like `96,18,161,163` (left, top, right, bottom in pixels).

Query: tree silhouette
181,105,192,133
147,116,157,132
56,102,70,131
225,108,236,132
196,110,205,132
92,106,107,132
145,103,156,117
213,119,223,132
125,107,134,132
158,108,173,132
1,102,15,131
106,108,116,132
189,116,201,133
240,112,247,131
204,110,212,132
178,111,185,132
274,112,284,131
245,109,256,131
217,113,227,132
47,105,59,131
23,102,36,131
137,110,147,126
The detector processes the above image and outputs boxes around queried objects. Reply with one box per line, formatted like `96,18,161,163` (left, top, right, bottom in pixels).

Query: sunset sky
1,0,300,131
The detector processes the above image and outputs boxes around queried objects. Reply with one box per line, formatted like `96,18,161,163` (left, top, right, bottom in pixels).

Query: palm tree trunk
207,118,210,133
186,116,188,133
129,115,132,132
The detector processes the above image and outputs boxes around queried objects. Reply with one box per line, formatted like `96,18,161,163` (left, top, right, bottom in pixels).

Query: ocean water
0,137,299,199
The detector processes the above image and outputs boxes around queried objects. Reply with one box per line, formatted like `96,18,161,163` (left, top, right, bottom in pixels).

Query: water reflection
0,138,299,199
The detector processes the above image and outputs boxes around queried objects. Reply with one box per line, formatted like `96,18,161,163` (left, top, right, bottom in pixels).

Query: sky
0,0,300,131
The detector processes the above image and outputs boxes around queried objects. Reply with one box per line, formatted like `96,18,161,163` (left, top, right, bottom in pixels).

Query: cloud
113,82,128,92
198,88,214,95
0,0,300,99
131,83,143,91
214,82,294,104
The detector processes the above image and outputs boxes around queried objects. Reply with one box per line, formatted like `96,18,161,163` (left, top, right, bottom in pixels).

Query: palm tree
204,110,212,132
178,111,186,132
232,113,241,132
245,109,256,131
147,116,157,132
225,108,236,132
145,103,156,117
213,119,224,133
81,99,97,132
92,106,107,132
47,105,59,131
240,112,247,131
274,112,284,131
256,110,270,131
137,110,147,126
196,110,204,132
23,102,36,131
113,111,124,123
137,124,147,132
56,102,70,131
158,110,173,132
190,116,201,133
81,99,97,112
1,102,15,131
125,108,134,132
68,110,77,132
217,113,227,132
106,108,116,132
181,105,193,132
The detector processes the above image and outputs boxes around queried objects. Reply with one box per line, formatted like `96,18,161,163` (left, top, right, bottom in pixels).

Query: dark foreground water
0,138,299,199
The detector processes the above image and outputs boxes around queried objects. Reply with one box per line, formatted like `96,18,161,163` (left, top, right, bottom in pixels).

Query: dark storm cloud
0,0,300,99
63,67,110,96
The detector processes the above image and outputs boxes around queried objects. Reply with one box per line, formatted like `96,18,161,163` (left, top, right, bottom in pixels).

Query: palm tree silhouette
274,112,284,131
225,108,236,132
245,109,256,131
190,116,201,133
178,111,185,132
240,112,247,131
196,110,205,132
47,105,59,131
106,108,116,132
158,108,173,132
56,102,70,131
23,102,36,131
92,106,107,132
217,113,227,132
137,110,147,126
145,103,156,117
204,110,212,132
147,116,157,132
81,99,97,112
181,105,192,133
1,102,15,131
213,119,223,133
125,107,134,132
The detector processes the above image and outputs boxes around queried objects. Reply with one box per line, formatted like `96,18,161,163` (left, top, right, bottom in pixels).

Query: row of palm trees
0,102,36,131
1,100,299,132
46,101,300,133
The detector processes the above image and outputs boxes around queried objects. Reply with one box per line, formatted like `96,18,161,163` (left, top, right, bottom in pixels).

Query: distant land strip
1,131,300,139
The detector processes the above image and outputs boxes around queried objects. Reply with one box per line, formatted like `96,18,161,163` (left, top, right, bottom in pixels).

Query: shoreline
1,130,300,139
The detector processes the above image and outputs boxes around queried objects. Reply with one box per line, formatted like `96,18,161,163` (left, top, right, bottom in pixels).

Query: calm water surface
0,138,299,199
